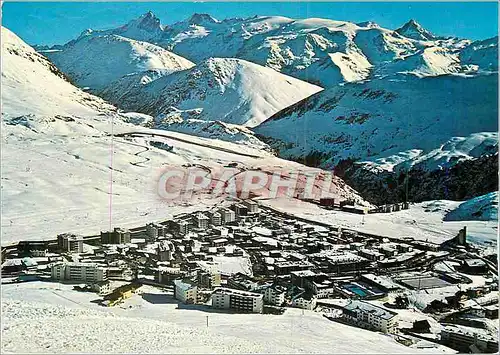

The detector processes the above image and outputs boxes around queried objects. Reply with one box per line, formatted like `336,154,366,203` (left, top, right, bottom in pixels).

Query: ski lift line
109,113,115,232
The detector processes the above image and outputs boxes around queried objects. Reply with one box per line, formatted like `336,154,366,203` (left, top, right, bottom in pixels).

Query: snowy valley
1,8,499,355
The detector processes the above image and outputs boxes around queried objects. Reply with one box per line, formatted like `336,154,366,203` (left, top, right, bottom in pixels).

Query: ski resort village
2,198,498,353
1,3,499,354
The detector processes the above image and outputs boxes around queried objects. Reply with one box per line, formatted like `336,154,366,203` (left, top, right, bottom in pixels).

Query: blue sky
2,1,498,45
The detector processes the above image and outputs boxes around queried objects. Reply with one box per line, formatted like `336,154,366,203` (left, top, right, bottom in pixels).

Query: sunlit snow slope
1,26,362,244
44,33,195,91
55,12,497,87
101,57,322,127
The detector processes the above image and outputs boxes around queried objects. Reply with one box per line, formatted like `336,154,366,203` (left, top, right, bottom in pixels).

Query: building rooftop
344,300,397,320
464,259,487,267
212,238,228,243
362,273,400,290
275,260,314,268
173,278,197,291
359,248,384,257
59,233,83,241
442,325,498,342
213,287,263,298
195,213,210,220
290,270,316,278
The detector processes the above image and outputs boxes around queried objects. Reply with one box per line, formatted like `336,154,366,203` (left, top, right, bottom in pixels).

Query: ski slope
0,26,361,245
1,282,451,354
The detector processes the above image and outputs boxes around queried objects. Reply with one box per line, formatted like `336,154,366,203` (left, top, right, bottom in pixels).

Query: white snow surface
2,282,445,354
101,57,323,127
44,33,195,90
255,73,498,171
59,13,497,87
1,27,115,117
444,192,498,222
360,132,498,173
259,197,497,247
142,107,271,151
0,27,362,245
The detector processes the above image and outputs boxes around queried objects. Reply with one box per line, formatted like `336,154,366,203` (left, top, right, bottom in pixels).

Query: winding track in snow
113,138,152,167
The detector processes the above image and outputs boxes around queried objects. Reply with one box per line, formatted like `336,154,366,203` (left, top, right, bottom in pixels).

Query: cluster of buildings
1,198,497,353
312,198,409,215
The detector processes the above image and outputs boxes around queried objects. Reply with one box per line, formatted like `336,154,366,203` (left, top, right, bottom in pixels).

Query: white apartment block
343,300,398,333
243,200,259,213
292,296,317,310
212,288,263,313
51,262,107,283
194,213,210,229
219,208,236,224
57,233,84,254
173,279,198,304
175,220,190,236
263,286,286,306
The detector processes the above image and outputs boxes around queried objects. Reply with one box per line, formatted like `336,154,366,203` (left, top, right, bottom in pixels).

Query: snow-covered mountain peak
123,11,164,34
44,34,195,90
77,28,94,39
100,56,323,127
356,21,381,29
187,13,220,26
396,19,436,41
44,13,497,89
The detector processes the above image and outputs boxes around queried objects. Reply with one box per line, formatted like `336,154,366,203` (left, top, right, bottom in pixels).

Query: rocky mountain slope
255,73,498,168
100,57,322,127
2,25,365,243
51,12,496,88
339,153,498,205
254,70,498,203
42,33,194,91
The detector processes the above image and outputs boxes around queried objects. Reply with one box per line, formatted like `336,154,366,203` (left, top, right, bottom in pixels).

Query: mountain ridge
39,12,497,88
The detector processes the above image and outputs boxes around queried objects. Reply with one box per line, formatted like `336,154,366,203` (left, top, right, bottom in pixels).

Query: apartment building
243,200,259,213
172,220,191,236
100,227,131,244
343,300,398,333
231,204,248,217
157,240,174,262
193,213,210,229
291,295,317,310
173,279,198,304
57,233,83,254
51,262,107,283
146,222,166,240
197,270,221,289
441,326,499,353
212,288,263,313
219,208,236,224
210,211,222,226
263,285,286,306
